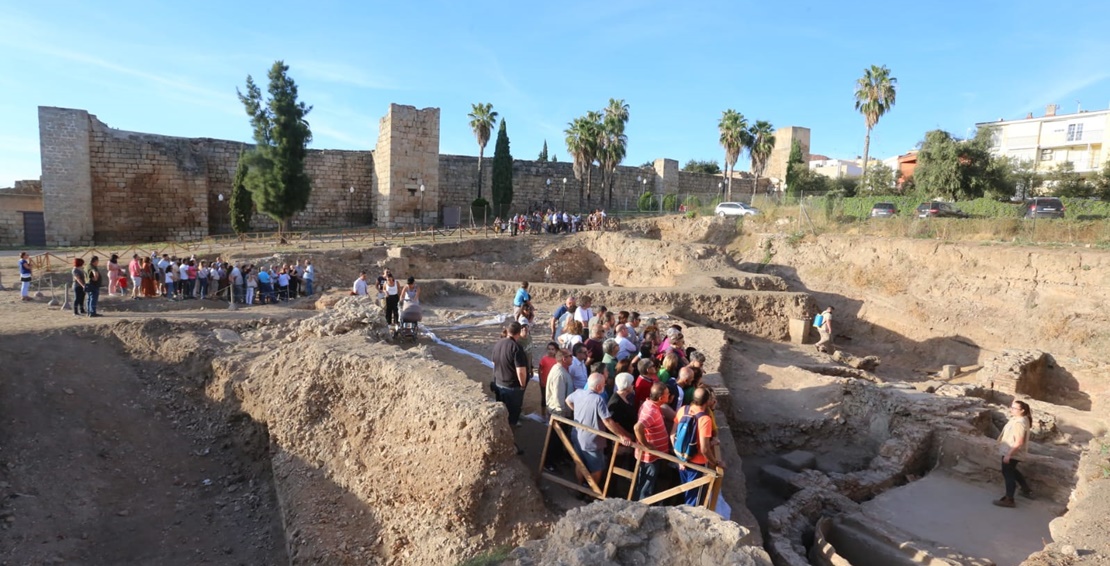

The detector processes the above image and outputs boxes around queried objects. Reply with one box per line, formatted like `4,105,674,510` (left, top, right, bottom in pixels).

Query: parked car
1023,197,1065,219
916,201,969,218
715,202,760,217
870,202,899,218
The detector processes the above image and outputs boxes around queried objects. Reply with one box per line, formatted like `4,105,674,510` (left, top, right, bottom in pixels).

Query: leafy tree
1092,163,1110,200
747,120,775,202
829,177,859,198
791,167,832,196
537,140,549,162
468,103,498,199
237,61,313,238
860,162,895,194
718,109,751,201
853,65,897,180
230,151,253,235
914,128,1000,201
599,98,630,208
682,159,722,174
785,139,805,199
491,119,513,218
1048,162,1092,197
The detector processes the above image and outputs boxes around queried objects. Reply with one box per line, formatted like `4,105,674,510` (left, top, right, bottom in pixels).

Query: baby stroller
395,301,422,342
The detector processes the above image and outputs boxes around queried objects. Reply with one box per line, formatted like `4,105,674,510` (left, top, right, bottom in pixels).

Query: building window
1066,123,1084,142
1040,149,1054,161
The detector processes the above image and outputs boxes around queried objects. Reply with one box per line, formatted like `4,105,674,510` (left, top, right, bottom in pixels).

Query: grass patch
748,197,1110,246
458,546,513,566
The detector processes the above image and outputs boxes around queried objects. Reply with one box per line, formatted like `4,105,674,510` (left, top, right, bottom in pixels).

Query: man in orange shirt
672,386,724,506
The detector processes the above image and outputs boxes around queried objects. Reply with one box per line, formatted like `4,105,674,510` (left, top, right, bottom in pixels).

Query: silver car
715,202,760,217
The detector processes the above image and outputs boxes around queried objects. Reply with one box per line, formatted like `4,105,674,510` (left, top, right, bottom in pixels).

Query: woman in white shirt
573,295,594,339
383,272,400,326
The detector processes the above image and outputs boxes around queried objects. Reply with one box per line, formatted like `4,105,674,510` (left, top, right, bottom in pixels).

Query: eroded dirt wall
745,234,1110,407
208,335,552,565
426,279,813,341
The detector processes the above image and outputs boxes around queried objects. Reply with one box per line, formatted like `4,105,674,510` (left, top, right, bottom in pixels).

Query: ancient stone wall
437,156,755,216
39,107,376,243
0,193,44,246
39,107,94,246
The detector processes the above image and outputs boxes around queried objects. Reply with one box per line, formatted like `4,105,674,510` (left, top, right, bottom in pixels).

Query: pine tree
230,151,253,235
491,119,514,218
236,61,313,239
538,140,549,162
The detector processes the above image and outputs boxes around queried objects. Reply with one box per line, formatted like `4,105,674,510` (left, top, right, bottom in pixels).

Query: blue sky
2,0,1110,188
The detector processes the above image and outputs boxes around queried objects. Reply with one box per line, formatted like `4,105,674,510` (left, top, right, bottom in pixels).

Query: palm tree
565,117,592,210
468,103,498,200
601,98,630,208
718,109,750,202
854,65,897,180
747,120,775,203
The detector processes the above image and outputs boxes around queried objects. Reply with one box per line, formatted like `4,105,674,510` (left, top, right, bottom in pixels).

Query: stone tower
373,104,440,228
39,107,95,246
766,126,811,183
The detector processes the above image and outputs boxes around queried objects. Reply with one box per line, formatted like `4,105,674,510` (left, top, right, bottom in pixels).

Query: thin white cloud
294,60,398,90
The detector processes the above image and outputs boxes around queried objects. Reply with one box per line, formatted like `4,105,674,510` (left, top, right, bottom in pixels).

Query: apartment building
977,104,1109,175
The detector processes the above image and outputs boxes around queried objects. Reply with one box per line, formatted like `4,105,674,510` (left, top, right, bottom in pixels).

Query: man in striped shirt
633,382,673,502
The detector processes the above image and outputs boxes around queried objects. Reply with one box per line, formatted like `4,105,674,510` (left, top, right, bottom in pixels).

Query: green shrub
637,193,658,212
662,193,680,212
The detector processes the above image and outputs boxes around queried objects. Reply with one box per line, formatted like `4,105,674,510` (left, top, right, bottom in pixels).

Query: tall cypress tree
491,119,513,218
538,140,549,162
230,151,253,235
236,61,313,239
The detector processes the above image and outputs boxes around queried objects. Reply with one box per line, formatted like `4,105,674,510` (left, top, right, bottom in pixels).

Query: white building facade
977,105,1109,175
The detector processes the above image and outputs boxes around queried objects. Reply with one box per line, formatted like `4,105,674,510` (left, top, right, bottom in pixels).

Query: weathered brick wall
41,108,376,243
39,107,94,246
0,194,44,246
437,156,662,216
88,117,230,242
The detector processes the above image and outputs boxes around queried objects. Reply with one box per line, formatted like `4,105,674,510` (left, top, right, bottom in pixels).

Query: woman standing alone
993,399,1034,508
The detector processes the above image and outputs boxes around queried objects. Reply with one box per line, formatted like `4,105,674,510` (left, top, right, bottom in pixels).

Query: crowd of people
492,287,723,507
63,252,317,316
491,209,612,236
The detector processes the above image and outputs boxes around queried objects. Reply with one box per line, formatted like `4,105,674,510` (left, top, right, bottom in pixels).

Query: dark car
916,201,969,218
870,202,898,218
1023,197,1065,219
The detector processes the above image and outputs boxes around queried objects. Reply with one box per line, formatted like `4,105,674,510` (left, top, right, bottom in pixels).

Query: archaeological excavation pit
3,217,1108,565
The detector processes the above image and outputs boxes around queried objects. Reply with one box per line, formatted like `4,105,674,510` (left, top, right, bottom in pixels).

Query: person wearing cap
492,321,530,428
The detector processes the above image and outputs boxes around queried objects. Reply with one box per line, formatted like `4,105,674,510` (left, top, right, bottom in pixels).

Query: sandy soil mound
208,332,553,564
505,499,772,566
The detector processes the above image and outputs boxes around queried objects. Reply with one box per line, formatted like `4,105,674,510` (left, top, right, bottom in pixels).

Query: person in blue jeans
257,268,273,304
673,387,724,506
303,259,315,296
85,255,103,317
513,281,531,318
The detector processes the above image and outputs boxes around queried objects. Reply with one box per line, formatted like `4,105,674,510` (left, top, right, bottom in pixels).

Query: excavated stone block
778,450,818,472
760,464,801,497
788,318,810,344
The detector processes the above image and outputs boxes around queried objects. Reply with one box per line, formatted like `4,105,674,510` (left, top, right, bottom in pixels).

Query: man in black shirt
492,321,529,427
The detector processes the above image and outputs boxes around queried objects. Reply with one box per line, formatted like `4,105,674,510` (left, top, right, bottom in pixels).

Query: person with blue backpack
814,306,834,353
671,386,724,506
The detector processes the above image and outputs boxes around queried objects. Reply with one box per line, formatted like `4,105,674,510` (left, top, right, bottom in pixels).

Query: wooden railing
539,414,723,509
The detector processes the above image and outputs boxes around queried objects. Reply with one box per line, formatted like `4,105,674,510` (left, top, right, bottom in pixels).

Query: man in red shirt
672,387,724,506
633,382,672,502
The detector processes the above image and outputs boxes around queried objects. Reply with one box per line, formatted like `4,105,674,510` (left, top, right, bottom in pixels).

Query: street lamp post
349,186,355,228
561,177,567,211
419,183,425,229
